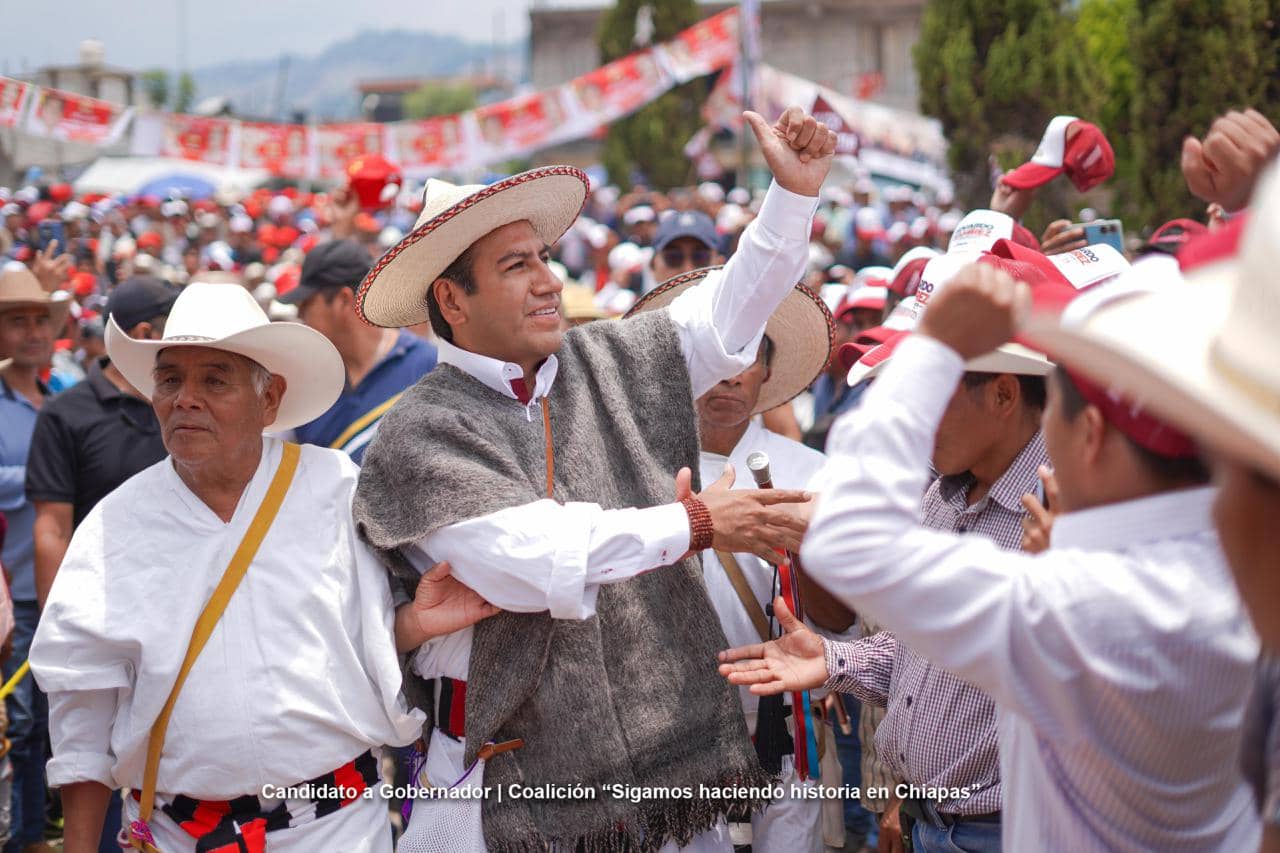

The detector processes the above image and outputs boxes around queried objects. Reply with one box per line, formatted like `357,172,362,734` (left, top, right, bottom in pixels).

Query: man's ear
1080,404,1107,468
992,374,1019,416
261,374,287,428
433,277,468,331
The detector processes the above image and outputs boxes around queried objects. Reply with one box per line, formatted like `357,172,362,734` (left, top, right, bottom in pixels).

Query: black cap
653,210,720,254
106,275,180,332
280,239,373,306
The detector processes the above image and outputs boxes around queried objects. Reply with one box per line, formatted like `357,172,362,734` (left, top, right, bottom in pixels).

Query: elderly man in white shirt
29,283,493,853
718,262,1260,852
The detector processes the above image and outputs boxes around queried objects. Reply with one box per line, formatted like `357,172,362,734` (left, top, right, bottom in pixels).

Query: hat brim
0,295,72,332
356,166,589,328
626,267,834,415
1023,267,1280,482
847,336,1052,387
1001,162,1064,191
106,315,344,432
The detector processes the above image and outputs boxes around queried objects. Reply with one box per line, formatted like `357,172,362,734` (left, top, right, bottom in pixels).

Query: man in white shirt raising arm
717,262,1260,852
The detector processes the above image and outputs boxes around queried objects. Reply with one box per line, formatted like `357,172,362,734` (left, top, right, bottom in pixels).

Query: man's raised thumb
774,596,802,633
744,110,772,146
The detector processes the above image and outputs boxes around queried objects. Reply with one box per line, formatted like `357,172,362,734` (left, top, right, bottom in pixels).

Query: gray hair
246,359,274,396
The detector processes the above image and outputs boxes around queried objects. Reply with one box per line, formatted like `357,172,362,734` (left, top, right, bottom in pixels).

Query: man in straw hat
28,282,497,852
628,270,844,852
719,248,1261,849
352,106,836,852
0,264,69,853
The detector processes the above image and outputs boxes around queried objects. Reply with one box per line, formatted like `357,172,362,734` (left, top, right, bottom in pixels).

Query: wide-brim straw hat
107,281,344,431
0,266,72,329
1022,165,1280,481
626,267,834,414
356,166,590,328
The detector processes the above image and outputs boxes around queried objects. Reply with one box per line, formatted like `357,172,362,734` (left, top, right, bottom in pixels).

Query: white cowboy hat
0,358,10,371
356,166,590,328
106,281,343,431
625,267,834,415
1022,164,1280,482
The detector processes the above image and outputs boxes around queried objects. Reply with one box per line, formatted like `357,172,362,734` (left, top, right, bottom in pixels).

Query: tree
1128,0,1280,225
175,72,196,114
402,82,477,121
914,0,1097,212
597,0,702,189
140,69,170,110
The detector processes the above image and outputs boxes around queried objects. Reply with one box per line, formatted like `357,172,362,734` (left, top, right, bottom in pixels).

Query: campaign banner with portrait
238,122,309,177
657,8,740,84
389,114,472,174
0,78,32,128
160,114,236,165
312,122,390,178
24,87,133,145
566,50,671,132
471,90,574,161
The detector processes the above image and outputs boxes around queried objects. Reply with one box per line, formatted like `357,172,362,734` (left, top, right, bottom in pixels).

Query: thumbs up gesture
745,106,837,198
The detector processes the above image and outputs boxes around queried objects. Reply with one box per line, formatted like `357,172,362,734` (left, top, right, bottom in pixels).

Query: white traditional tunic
403,181,819,853
698,418,826,853
31,438,423,852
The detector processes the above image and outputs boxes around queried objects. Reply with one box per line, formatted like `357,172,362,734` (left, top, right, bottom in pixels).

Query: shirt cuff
755,180,820,240
46,751,116,789
649,501,693,566
822,638,863,694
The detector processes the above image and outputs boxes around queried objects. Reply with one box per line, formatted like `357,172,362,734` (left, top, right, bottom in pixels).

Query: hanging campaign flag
389,114,472,173
811,95,861,157
160,114,236,165
566,50,671,131
238,122,309,176
472,90,573,160
657,8,740,84
0,78,32,129
25,87,133,145
313,122,389,178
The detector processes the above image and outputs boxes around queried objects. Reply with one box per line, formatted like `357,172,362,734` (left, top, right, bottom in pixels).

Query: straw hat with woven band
625,267,834,414
356,166,590,328
0,266,71,330
107,281,344,432
1022,164,1280,482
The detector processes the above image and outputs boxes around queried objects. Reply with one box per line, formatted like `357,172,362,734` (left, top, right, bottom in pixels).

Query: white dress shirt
802,334,1261,852
31,439,423,803
406,181,815,853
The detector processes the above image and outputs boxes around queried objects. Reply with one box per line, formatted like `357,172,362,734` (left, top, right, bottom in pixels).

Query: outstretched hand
33,240,72,293
717,597,829,694
744,106,837,198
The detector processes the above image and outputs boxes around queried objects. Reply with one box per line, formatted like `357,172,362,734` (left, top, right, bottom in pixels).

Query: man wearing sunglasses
650,209,724,284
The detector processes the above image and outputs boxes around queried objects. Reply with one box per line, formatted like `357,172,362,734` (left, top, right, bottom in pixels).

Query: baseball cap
653,210,720,254
106,275,180,332
1002,116,1116,192
1143,218,1209,256
280,239,373,306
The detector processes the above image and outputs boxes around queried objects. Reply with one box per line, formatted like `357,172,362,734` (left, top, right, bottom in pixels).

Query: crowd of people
0,99,1274,853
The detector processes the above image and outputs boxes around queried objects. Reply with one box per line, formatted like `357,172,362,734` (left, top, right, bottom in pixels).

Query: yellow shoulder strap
714,550,773,643
129,442,301,852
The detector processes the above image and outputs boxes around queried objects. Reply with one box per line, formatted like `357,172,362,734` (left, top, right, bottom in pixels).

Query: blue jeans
911,817,1002,853
4,601,46,851
835,694,877,847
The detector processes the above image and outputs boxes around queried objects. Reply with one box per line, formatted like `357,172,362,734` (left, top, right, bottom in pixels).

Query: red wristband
681,496,714,552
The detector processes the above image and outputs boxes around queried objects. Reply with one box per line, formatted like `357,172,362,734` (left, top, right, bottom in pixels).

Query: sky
0,0,602,75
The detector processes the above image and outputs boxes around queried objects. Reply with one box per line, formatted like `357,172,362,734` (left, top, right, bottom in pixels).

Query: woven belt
434,676,466,741
126,750,378,853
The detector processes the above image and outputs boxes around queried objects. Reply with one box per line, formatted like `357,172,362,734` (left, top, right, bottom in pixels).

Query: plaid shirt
824,430,1047,816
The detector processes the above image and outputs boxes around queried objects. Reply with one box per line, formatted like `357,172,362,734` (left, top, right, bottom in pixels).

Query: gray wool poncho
353,308,768,852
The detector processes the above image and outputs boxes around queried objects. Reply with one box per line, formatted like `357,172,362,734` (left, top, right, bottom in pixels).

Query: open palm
717,597,829,695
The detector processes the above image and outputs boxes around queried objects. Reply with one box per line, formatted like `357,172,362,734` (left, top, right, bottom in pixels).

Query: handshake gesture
675,463,812,563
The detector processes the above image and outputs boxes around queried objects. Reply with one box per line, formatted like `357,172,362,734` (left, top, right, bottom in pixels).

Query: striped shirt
805,334,1260,851
823,432,1046,816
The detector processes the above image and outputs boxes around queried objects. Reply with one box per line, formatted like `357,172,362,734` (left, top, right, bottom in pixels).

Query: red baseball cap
1002,116,1115,193
836,325,904,373
135,231,164,251
835,284,888,320
1145,218,1208,255
1064,368,1198,458
347,154,402,211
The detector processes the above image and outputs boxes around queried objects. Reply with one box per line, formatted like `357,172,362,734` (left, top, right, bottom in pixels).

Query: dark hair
759,334,775,368
426,246,477,342
1052,366,1209,485
961,371,1047,412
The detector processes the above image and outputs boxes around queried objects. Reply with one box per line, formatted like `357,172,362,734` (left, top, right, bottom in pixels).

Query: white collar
1053,485,1216,551
700,418,765,466
435,337,560,419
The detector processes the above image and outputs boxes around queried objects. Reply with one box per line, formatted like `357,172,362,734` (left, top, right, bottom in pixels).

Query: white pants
122,788,393,852
747,761,824,853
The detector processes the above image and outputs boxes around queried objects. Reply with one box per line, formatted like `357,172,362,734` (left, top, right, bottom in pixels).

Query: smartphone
1077,219,1124,254
37,219,64,252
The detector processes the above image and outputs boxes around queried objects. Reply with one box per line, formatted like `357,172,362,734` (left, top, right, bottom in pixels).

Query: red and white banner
390,114,471,172
472,90,573,161
811,95,861,157
160,114,236,165
238,122,308,177
0,78,32,129
312,122,389,178
567,50,670,131
25,88,133,145
658,9,740,83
